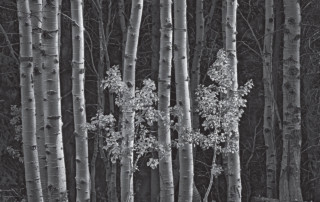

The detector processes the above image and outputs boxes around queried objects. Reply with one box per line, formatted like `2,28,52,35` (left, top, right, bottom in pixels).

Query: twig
0,24,19,65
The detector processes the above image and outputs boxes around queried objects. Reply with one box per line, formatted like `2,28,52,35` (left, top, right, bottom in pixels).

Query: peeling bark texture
17,0,44,201
42,0,67,200
30,0,48,200
173,0,194,201
263,0,277,199
71,0,90,201
120,1,144,202
225,0,241,201
158,0,174,201
279,0,302,201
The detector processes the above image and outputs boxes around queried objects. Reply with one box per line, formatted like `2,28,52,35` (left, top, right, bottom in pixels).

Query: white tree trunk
17,0,43,201
71,0,90,201
120,1,144,202
173,0,194,201
42,0,67,200
225,0,241,201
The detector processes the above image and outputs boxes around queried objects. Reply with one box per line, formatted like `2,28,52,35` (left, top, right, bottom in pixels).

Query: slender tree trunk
263,0,277,199
158,0,174,201
30,0,48,200
190,0,204,132
120,1,144,202
173,0,194,201
225,0,241,201
17,1,44,201
71,0,90,201
151,0,161,201
279,1,302,201
118,0,127,72
42,0,67,200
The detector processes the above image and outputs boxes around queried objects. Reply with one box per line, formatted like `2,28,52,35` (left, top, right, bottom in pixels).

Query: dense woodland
0,0,319,202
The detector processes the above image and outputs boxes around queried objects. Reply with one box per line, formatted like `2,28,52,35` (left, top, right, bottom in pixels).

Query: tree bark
71,0,90,201
30,0,48,200
158,0,174,201
151,0,161,201
42,0,67,200
120,1,144,202
173,0,194,201
225,0,241,201
279,0,302,201
190,0,204,132
263,0,277,199
17,0,44,201
118,0,127,72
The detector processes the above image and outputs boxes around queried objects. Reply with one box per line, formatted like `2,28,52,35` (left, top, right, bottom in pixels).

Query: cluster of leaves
88,66,160,170
196,49,253,155
89,53,252,174
7,105,23,163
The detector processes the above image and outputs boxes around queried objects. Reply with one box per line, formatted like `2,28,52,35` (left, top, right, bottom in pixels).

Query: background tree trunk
17,0,43,201
120,1,144,202
173,0,194,201
71,0,90,201
263,0,277,199
225,0,242,201
30,0,48,200
42,0,67,200
279,0,302,201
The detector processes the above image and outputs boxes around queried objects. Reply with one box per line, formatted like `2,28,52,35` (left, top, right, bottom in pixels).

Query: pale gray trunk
17,0,44,201
279,0,302,201
173,0,194,201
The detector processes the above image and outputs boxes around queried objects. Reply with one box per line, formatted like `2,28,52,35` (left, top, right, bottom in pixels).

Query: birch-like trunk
42,0,67,200
30,0,48,200
279,0,302,201
17,0,43,201
173,0,194,201
158,1,174,201
225,0,241,201
71,0,90,201
118,0,127,72
120,1,144,202
263,0,277,198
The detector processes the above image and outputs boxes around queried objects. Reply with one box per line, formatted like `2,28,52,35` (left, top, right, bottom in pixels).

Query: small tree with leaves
195,50,253,202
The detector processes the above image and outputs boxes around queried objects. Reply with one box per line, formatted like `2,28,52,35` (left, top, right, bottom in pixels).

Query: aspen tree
173,0,194,201
42,0,67,200
17,0,43,201
158,0,174,201
30,0,49,200
190,0,204,132
225,0,241,201
279,0,302,201
121,1,144,201
71,0,90,201
263,0,277,198
151,0,161,200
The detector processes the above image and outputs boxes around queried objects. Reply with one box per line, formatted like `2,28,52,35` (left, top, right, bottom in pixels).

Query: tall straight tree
42,0,67,200
225,0,241,201
71,0,90,201
17,0,43,201
279,0,302,201
190,0,204,132
120,0,144,201
173,0,194,201
30,0,48,200
158,0,174,201
263,0,277,198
